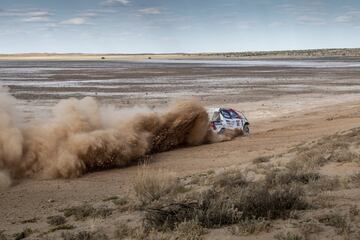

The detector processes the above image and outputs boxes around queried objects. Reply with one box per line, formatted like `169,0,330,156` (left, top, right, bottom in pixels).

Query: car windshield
220,109,232,119
229,110,240,119
211,112,221,121
220,109,240,119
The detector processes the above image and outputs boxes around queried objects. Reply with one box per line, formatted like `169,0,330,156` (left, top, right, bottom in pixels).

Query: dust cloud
0,87,241,180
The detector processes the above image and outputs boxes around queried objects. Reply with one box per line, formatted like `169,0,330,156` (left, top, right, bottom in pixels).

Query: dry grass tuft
350,172,360,184
114,224,171,240
134,168,180,206
212,169,248,188
230,218,271,236
144,182,307,230
175,220,206,240
318,213,351,235
102,196,119,202
62,230,108,240
0,231,6,240
234,184,308,220
299,219,323,240
47,215,66,226
63,204,113,221
114,223,133,239
20,218,38,224
265,167,320,186
13,228,32,240
307,176,340,192
252,156,271,164
145,189,241,230
48,224,75,233
274,231,304,240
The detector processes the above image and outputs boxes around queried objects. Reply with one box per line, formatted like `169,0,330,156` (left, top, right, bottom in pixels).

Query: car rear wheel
243,124,250,135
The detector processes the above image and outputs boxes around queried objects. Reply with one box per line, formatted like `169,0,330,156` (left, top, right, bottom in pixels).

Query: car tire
243,124,250,135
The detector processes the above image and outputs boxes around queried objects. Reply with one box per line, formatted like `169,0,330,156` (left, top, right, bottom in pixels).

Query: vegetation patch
274,231,304,240
230,218,271,236
144,181,307,230
318,213,351,235
20,217,38,224
47,215,66,226
63,204,113,221
48,224,75,233
265,168,320,186
175,220,206,240
13,228,32,240
212,169,248,188
134,169,179,206
62,230,108,240
252,156,271,164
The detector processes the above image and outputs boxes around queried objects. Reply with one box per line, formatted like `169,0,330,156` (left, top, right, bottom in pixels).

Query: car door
220,109,236,129
210,111,223,131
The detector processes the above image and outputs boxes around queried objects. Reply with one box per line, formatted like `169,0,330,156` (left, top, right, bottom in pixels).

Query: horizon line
1,47,360,56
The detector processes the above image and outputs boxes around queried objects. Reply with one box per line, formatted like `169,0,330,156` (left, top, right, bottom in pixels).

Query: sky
0,0,360,53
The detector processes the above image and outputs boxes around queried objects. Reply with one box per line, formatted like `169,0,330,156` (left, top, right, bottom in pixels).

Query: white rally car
207,107,250,135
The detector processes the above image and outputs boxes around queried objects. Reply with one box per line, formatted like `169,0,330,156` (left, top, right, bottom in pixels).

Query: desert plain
1,53,360,240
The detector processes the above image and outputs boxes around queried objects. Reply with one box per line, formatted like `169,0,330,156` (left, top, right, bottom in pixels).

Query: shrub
299,219,322,240
230,218,271,236
134,169,179,206
318,213,351,234
0,230,6,240
145,189,242,230
274,231,304,240
14,228,32,240
213,169,248,188
175,220,205,240
47,215,66,226
114,223,133,239
62,231,108,240
252,156,271,164
233,184,307,220
63,204,112,221
144,183,307,230
48,224,75,233
265,168,320,186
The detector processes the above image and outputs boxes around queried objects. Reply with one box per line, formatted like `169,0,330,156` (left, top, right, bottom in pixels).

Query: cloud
276,2,325,16
22,16,49,22
275,3,327,26
60,9,110,26
79,12,98,18
297,15,326,25
335,10,360,23
61,17,87,25
0,9,51,22
138,7,161,15
237,21,254,30
268,21,285,28
102,0,130,7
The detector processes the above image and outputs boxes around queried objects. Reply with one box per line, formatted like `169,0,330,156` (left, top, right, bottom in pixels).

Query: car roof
207,107,233,112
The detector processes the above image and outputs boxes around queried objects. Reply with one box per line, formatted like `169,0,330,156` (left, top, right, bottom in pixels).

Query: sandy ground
1,58,360,239
2,96,360,235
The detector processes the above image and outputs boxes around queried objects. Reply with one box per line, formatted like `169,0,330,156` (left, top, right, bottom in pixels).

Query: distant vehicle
207,107,250,135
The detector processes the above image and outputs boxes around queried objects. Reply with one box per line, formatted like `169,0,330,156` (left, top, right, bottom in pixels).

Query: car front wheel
243,124,250,135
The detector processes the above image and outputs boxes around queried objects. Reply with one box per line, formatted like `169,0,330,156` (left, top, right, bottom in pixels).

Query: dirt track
2,98,360,232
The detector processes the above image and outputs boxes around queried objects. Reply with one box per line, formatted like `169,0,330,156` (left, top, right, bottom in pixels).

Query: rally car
207,107,250,135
